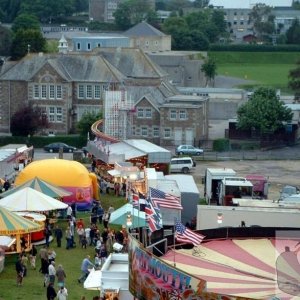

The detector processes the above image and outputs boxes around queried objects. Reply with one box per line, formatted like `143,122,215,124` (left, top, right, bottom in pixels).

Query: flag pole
173,218,176,267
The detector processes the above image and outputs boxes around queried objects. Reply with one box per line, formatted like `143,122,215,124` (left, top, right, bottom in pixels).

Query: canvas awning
0,206,43,235
0,176,72,198
109,203,146,228
0,187,68,212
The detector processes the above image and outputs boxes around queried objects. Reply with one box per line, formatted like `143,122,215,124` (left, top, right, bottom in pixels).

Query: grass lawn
208,51,300,92
0,192,126,300
217,63,294,90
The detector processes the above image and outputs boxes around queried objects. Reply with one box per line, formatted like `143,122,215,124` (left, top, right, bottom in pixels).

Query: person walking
57,285,68,300
65,226,72,250
47,282,57,300
54,225,63,247
29,244,37,269
78,255,94,284
56,264,67,288
48,261,56,286
15,255,24,286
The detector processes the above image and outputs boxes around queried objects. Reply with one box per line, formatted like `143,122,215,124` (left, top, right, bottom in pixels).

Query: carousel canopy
0,187,68,212
0,206,43,235
0,176,72,198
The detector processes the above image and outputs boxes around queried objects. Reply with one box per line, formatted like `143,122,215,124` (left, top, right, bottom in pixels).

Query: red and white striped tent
162,238,300,299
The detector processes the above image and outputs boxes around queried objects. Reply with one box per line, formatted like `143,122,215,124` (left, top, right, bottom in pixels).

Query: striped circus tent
0,206,43,235
0,176,72,198
162,238,300,299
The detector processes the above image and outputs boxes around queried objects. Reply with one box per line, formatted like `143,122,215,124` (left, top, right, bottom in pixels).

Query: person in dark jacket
54,225,63,247
16,256,24,286
47,282,57,300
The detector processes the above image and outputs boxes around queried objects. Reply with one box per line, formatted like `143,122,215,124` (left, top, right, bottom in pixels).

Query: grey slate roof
124,21,166,37
95,47,168,78
0,52,126,83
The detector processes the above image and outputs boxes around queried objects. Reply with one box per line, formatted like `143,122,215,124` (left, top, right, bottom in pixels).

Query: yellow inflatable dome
15,159,98,210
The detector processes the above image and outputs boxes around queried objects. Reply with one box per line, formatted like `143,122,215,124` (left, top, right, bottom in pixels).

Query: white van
170,157,196,174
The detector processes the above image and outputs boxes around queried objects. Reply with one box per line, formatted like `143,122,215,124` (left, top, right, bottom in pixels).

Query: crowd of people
13,198,129,299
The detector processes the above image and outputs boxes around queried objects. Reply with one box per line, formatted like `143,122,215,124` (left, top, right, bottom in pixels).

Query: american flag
145,196,162,232
132,190,146,212
175,220,205,246
149,187,182,210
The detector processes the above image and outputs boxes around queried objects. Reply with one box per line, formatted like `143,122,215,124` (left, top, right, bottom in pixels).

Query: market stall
0,206,43,254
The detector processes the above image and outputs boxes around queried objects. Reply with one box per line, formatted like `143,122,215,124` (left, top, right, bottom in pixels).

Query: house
0,48,208,147
124,21,171,52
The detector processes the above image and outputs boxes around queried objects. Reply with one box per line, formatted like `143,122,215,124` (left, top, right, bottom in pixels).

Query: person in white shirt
84,226,91,246
48,261,56,285
66,206,72,220
57,285,68,300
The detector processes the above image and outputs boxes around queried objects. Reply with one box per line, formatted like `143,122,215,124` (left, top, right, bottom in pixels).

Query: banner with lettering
128,234,262,300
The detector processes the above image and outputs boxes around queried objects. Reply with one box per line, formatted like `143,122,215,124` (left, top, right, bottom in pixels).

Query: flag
139,192,146,212
132,189,139,208
145,196,162,232
175,220,205,246
149,187,182,210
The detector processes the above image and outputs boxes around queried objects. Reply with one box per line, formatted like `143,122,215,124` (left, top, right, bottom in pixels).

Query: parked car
279,185,299,200
175,144,203,156
43,142,77,153
170,157,196,174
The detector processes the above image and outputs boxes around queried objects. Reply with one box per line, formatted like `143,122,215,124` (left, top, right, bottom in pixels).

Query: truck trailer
205,168,236,204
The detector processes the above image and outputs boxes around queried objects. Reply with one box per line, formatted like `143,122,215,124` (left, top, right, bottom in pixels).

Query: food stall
0,206,43,254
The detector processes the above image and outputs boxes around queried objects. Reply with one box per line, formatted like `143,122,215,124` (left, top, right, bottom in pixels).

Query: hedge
0,135,87,149
209,44,300,52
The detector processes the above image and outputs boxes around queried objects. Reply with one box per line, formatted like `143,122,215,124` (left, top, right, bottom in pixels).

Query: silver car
176,144,203,156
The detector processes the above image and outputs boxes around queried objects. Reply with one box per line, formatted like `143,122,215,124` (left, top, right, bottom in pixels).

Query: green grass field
0,193,126,300
208,51,300,91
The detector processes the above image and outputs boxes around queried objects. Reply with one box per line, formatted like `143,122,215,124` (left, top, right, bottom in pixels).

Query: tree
0,0,21,22
10,29,46,60
19,0,75,23
201,58,217,87
0,25,12,56
286,18,300,44
10,105,49,136
237,87,293,135
77,111,102,137
249,4,275,41
288,59,300,100
113,0,152,30
11,13,40,33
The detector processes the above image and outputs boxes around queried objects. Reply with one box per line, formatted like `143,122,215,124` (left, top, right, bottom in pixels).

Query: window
56,107,62,122
77,43,81,50
87,43,91,50
170,110,177,120
137,108,144,118
41,85,47,99
153,126,159,137
78,85,84,98
56,85,62,99
86,85,92,98
145,108,152,118
179,110,187,120
94,85,101,99
145,40,149,46
141,126,148,136
164,128,171,138
34,85,39,98
49,85,55,99
49,107,55,122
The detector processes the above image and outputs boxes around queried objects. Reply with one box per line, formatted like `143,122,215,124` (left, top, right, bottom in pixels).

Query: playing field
209,51,300,91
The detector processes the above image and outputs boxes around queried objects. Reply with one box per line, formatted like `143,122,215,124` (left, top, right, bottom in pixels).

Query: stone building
0,48,208,147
